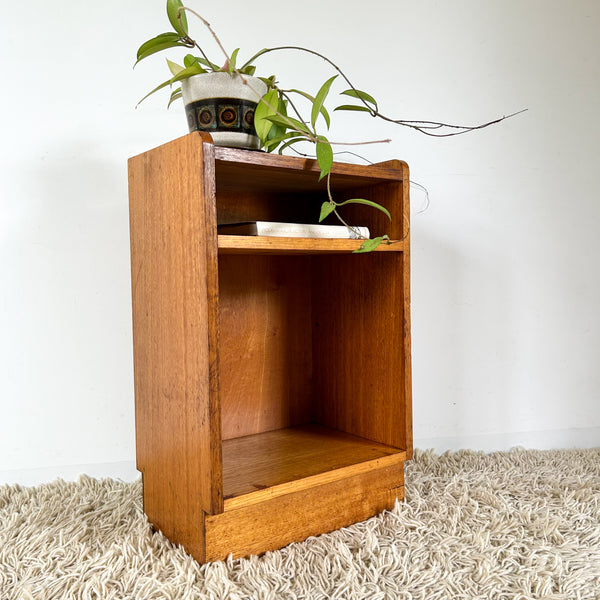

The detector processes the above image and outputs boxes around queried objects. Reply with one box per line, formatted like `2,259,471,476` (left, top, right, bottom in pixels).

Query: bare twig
241,45,527,137
328,139,391,146
179,6,230,67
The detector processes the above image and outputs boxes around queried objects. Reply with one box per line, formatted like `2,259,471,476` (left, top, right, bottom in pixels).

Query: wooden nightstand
128,132,412,563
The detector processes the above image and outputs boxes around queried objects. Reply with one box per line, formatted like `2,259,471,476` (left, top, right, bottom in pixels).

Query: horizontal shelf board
214,147,405,193
218,235,405,254
222,424,406,511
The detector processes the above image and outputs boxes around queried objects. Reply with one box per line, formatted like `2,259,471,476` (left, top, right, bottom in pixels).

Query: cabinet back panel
218,255,314,440
312,253,408,450
216,190,323,227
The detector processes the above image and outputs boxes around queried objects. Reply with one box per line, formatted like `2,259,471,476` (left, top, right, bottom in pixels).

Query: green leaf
289,89,331,128
263,134,301,153
183,54,207,72
333,104,372,113
340,88,378,108
240,64,256,76
265,114,311,135
167,0,188,36
289,88,314,101
167,87,182,108
258,75,277,89
264,97,288,148
239,47,270,71
136,77,173,106
254,89,280,143
261,130,305,153
137,32,180,57
353,236,385,253
135,33,187,65
168,64,205,84
227,48,240,74
187,55,220,71
316,137,333,181
311,75,337,129
337,198,392,221
137,64,204,105
319,202,336,222
277,136,306,154
166,58,185,76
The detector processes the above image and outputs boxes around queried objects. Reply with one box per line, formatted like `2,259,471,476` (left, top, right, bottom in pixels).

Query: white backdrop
1,0,599,485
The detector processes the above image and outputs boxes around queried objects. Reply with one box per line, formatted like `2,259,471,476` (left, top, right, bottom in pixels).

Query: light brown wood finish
128,133,222,561
375,159,413,458
129,133,412,563
218,235,405,254
214,146,405,193
205,464,404,562
218,255,314,440
222,424,406,509
312,252,408,449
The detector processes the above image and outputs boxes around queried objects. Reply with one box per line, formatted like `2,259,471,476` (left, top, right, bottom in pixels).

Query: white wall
1,0,599,485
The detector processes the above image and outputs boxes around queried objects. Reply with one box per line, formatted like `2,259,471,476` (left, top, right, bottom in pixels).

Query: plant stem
241,45,526,137
325,173,366,239
179,6,231,67
328,139,392,146
191,40,215,70
277,88,308,124
174,12,396,148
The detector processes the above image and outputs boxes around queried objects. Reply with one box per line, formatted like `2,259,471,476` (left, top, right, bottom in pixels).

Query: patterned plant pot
181,72,268,149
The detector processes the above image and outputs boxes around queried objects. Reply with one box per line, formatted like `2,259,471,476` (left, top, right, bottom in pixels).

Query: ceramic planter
181,72,268,149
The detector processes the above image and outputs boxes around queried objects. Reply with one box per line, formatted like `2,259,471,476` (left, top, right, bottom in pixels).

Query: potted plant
136,0,522,250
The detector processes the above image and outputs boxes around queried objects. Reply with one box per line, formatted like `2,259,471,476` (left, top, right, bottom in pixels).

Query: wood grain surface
218,255,314,440
222,424,406,510
218,235,405,254
128,133,412,563
205,463,404,561
128,133,223,561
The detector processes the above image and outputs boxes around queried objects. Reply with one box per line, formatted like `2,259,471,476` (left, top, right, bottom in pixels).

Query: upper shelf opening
214,147,406,194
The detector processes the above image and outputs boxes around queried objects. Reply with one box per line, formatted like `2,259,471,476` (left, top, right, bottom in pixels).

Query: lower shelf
222,424,407,511
218,235,405,254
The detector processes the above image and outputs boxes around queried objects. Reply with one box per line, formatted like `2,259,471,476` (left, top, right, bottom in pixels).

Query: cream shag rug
1,448,599,599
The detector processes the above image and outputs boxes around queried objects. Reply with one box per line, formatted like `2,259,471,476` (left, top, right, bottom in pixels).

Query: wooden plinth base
142,425,406,562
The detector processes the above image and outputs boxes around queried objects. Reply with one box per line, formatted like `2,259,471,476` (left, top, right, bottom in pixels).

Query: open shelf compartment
217,250,411,506
213,147,408,248
222,424,407,511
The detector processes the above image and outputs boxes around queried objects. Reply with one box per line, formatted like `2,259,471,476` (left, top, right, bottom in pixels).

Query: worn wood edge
200,139,225,512
373,158,413,458
128,134,405,185
400,161,413,460
127,156,145,473
218,235,405,254
214,144,405,182
223,449,407,511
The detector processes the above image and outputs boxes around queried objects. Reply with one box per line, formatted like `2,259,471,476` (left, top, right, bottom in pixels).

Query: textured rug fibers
1,448,599,599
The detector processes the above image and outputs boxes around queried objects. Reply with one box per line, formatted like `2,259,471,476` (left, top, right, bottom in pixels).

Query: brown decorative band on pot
185,97,258,135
